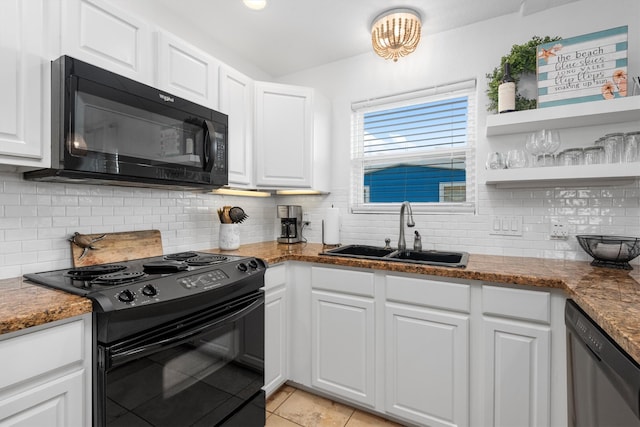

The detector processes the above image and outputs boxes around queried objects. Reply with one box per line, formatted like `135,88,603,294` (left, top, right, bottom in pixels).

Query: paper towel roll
323,207,340,245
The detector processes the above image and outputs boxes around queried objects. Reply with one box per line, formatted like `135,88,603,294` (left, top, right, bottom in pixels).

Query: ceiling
152,0,579,78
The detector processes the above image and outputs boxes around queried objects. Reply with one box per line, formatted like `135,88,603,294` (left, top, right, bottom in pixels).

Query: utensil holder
219,223,240,250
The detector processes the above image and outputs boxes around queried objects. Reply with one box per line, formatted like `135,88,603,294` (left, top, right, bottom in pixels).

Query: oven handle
109,296,263,367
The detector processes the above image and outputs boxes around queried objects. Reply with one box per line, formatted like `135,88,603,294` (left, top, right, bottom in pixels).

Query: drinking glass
603,133,625,163
624,132,639,162
485,152,506,169
584,146,605,165
506,149,527,168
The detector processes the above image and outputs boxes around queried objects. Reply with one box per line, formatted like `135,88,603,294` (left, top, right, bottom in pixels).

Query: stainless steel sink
320,245,469,268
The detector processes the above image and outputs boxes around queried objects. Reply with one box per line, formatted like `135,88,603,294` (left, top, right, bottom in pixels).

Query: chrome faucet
397,201,415,252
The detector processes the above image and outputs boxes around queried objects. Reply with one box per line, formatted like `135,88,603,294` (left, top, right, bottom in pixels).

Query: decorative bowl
576,235,640,270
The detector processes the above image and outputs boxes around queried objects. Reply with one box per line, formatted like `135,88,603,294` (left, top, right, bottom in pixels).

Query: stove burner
91,271,147,285
186,255,228,266
65,264,127,280
165,252,198,261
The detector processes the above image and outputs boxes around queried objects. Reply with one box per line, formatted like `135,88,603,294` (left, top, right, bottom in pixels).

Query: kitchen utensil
217,206,233,223
576,235,640,270
229,206,249,223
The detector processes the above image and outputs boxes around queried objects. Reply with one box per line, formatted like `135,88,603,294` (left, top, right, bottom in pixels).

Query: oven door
96,291,264,427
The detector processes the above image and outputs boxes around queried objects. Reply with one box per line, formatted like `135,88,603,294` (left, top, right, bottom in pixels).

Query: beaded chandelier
371,8,422,62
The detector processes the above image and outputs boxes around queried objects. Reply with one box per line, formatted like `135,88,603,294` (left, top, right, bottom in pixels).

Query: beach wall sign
537,26,628,108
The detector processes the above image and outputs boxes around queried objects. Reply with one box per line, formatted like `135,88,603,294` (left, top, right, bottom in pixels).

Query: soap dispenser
413,230,422,251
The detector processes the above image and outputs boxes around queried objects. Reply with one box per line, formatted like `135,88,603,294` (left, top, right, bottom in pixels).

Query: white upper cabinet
254,82,330,191
60,0,153,84
255,82,313,188
0,0,48,167
156,31,220,109
219,67,254,187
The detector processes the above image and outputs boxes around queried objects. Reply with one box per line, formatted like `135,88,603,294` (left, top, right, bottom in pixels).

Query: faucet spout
398,201,415,251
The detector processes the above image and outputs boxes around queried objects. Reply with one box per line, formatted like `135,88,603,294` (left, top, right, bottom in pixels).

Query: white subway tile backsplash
1,168,639,279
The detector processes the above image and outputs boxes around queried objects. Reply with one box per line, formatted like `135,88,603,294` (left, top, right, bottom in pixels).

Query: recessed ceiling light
243,0,267,11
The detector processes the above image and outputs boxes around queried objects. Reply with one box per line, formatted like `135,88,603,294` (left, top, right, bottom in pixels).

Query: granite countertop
0,277,93,336
3,241,639,366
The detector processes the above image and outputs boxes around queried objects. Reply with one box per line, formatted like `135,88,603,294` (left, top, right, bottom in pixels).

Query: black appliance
565,299,640,426
25,252,266,427
24,56,228,190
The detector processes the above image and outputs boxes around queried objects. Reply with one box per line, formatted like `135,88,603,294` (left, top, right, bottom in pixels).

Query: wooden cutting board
70,230,163,267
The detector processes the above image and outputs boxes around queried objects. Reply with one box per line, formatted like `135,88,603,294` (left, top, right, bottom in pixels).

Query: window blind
350,79,476,214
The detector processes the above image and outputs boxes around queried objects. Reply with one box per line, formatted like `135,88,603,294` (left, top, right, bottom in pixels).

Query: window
351,80,476,214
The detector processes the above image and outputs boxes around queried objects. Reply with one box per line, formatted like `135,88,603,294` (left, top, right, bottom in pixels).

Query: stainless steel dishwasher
565,299,640,426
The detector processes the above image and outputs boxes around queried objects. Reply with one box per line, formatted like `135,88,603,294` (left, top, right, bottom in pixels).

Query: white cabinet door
60,0,152,83
311,290,375,407
156,31,220,109
385,302,469,427
483,317,551,427
219,67,254,187
265,285,287,396
255,82,313,188
0,0,47,167
0,370,85,427
0,316,92,427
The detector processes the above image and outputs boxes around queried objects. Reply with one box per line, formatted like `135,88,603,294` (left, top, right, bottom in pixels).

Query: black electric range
25,251,268,426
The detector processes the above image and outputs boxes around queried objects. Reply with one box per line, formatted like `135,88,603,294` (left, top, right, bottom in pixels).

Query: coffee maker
277,205,303,244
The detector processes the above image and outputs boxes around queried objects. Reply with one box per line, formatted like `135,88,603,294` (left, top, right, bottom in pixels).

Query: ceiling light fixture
371,8,422,62
243,0,267,11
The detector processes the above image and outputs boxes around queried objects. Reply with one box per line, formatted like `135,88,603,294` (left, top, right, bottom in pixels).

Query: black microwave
25,56,228,190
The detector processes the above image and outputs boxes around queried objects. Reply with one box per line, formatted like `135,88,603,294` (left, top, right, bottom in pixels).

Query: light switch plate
490,215,523,236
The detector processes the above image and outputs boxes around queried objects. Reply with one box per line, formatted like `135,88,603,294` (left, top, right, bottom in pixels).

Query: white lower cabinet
482,318,550,427
0,315,92,427
481,285,554,427
275,263,566,427
311,290,375,406
310,266,376,407
385,303,469,427
385,274,470,427
264,264,288,396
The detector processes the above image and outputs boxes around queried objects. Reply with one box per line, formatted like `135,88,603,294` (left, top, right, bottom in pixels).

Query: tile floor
266,385,404,427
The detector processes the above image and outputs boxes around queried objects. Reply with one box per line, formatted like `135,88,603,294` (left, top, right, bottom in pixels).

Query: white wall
275,0,640,265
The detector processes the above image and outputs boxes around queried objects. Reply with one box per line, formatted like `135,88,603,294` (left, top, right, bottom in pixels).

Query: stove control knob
248,260,258,269
117,289,135,303
237,263,248,272
142,284,158,296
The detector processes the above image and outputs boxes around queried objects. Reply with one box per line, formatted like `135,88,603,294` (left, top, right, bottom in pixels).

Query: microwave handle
202,119,215,172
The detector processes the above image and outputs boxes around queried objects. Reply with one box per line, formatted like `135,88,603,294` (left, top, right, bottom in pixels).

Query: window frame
350,79,477,215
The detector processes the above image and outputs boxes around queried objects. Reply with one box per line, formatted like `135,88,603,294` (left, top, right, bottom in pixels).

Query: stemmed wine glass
525,129,561,166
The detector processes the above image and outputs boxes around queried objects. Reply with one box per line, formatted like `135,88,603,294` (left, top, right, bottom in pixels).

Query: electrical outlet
550,223,568,239
302,212,311,229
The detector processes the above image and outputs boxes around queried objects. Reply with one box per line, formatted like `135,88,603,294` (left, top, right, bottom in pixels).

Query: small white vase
219,223,240,250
